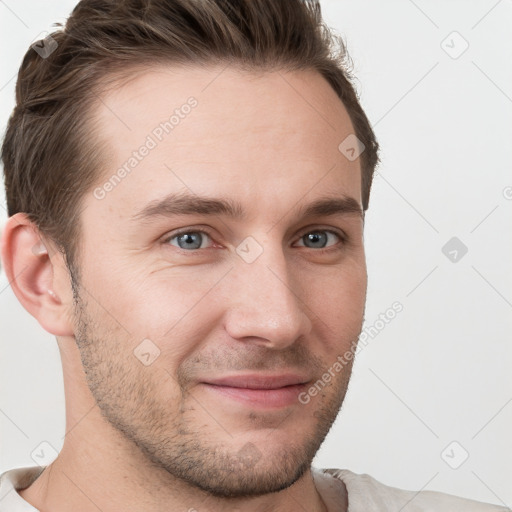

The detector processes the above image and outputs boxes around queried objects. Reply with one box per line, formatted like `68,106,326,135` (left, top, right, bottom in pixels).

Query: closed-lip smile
200,373,311,408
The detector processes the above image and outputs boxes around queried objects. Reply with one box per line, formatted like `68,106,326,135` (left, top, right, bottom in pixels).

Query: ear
0,213,75,337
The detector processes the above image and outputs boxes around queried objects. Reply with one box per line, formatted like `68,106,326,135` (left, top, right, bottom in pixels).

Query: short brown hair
2,0,379,274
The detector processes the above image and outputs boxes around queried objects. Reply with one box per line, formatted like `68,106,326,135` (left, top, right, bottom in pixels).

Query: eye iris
304,232,328,248
178,232,202,250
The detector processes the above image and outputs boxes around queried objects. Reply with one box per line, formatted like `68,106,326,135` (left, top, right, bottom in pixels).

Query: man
0,0,507,511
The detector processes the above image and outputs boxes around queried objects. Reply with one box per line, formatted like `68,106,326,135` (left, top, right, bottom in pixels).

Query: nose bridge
223,238,312,348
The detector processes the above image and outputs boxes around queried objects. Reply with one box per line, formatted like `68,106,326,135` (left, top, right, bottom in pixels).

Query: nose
222,242,313,350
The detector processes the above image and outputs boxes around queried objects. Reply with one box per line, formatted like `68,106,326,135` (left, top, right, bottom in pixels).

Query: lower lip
201,383,307,408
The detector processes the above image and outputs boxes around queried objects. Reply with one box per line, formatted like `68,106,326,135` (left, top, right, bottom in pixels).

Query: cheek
92,265,227,366
339,264,367,314
308,252,366,299
306,262,367,344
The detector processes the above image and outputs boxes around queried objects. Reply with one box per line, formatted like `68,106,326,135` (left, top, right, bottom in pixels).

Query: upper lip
202,373,310,390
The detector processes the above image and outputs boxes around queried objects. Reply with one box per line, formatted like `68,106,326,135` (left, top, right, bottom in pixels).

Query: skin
1,64,367,512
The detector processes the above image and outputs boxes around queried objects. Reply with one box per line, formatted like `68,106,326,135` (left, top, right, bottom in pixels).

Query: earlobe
0,212,75,337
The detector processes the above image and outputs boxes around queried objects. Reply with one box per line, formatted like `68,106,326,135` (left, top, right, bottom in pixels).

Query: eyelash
162,226,347,254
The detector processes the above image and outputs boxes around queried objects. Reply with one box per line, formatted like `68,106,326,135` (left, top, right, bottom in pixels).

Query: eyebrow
130,192,363,223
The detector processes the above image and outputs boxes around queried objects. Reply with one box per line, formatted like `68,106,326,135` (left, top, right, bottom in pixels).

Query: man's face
72,65,366,497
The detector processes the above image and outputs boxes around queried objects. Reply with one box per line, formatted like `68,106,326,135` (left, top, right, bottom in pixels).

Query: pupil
179,233,201,249
306,232,327,248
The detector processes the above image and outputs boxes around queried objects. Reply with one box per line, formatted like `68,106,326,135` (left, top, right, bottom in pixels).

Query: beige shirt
0,466,507,511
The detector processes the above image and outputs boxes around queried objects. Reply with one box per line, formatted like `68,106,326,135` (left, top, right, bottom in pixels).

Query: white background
1,0,511,507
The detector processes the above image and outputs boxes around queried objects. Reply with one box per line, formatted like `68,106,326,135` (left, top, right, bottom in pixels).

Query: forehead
87,64,361,222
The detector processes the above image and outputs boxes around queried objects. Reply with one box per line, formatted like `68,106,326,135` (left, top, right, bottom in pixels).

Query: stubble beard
70,274,356,499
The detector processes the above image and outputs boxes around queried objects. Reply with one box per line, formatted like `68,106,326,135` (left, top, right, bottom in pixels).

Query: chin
179,453,311,499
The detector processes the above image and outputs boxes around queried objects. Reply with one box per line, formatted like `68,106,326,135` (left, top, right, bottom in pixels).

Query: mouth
199,373,311,409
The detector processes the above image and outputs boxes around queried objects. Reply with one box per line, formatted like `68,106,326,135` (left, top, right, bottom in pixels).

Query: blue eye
296,230,341,249
167,231,212,250
163,228,344,253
